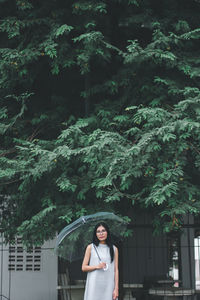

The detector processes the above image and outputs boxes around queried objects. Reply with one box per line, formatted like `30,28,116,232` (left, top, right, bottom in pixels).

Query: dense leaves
0,0,200,244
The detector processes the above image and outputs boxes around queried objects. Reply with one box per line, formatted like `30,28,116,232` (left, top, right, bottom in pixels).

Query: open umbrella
55,211,128,261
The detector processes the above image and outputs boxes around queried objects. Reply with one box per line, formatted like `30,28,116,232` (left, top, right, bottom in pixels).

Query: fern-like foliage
0,0,200,244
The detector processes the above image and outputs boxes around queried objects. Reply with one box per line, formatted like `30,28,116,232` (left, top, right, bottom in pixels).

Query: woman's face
96,225,108,242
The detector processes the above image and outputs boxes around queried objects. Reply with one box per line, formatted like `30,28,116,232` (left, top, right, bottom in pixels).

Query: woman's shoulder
113,245,118,251
87,243,93,249
85,243,93,253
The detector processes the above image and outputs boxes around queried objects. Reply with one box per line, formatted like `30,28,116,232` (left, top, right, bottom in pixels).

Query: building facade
0,237,57,300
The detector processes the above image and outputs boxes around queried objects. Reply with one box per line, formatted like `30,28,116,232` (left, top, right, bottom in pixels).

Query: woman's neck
99,241,106,244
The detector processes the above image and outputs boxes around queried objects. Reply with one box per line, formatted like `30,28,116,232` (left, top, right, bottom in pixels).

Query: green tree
0,0,200,244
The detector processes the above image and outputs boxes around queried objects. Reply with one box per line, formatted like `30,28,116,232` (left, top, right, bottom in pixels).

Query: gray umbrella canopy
55,212,128,261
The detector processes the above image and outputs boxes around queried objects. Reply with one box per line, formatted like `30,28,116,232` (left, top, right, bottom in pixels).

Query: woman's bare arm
82,244,106,272
113,247,119,299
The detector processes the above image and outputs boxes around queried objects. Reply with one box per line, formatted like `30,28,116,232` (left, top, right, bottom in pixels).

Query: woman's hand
96,262,107,270
112,288,119,299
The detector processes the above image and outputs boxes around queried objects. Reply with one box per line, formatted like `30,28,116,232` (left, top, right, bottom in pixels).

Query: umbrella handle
103,263,108,271
100,260,108,271
99,259,108,271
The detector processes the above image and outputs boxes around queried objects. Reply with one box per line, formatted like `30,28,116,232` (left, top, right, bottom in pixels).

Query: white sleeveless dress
83,243,115,300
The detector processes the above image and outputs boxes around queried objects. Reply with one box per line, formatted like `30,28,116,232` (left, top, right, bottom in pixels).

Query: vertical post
180,214,196,300
0,233,3,300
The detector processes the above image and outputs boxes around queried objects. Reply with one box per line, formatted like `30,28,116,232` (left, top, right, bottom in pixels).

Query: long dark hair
92,222,114,262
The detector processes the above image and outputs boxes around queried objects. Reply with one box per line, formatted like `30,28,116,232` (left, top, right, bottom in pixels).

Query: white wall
0,238,57,300
195,237,200,289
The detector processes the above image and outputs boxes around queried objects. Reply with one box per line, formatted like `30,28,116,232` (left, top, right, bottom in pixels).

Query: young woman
82,222,119,300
